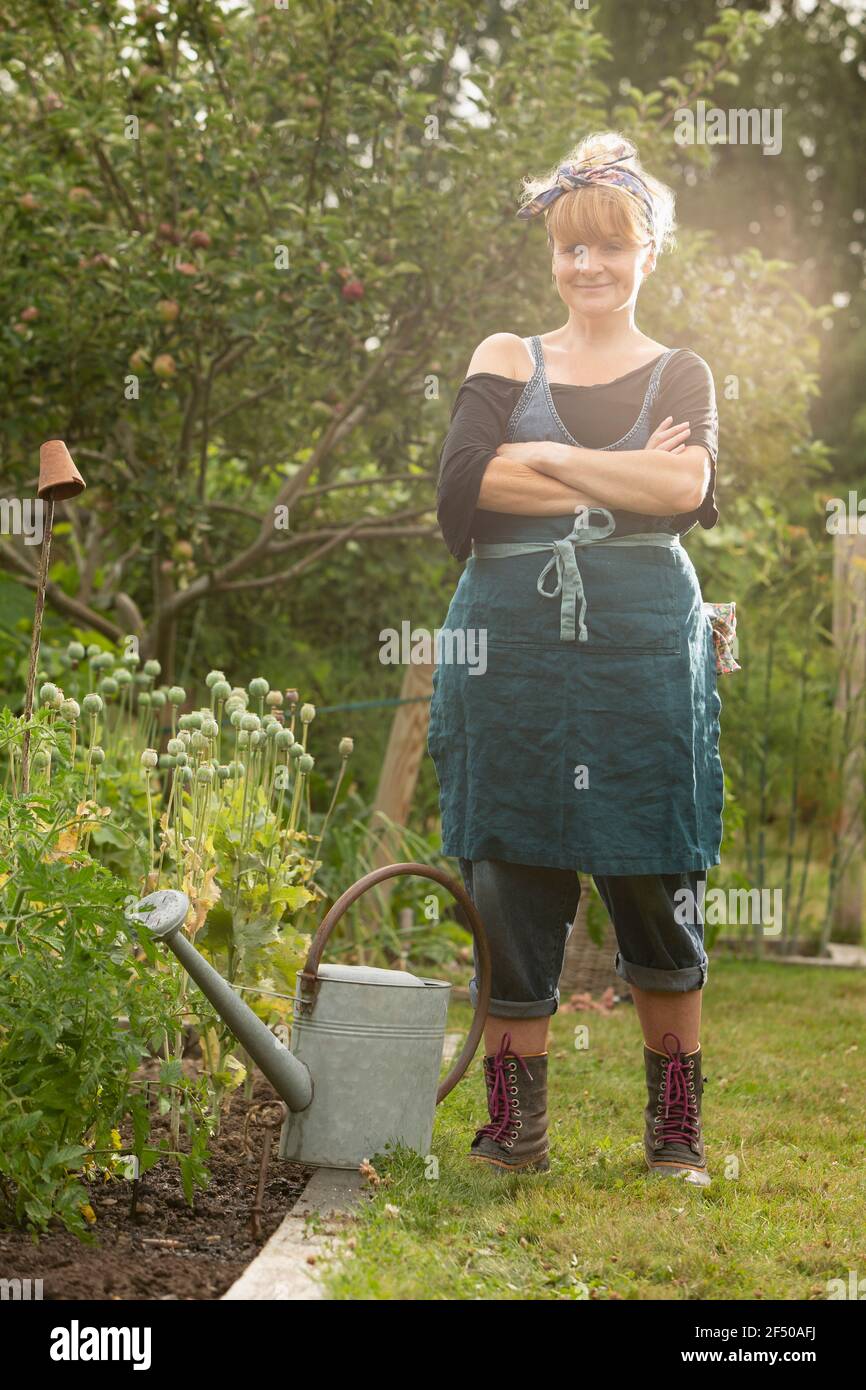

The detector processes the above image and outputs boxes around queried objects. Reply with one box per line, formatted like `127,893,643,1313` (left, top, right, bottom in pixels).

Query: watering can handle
298,862,492,1104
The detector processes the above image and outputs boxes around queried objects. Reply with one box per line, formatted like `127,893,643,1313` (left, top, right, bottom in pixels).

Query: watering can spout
129,891,313,1113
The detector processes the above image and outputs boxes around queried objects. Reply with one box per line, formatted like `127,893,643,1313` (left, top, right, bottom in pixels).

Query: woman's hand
645,416,691,454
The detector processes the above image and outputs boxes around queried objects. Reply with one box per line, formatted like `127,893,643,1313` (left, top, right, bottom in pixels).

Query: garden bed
0,1072,311,1301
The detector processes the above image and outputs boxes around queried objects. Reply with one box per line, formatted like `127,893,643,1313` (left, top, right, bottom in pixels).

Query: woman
428,133,724,1186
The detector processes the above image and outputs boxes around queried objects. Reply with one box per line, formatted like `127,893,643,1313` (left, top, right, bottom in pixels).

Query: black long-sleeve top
435,349,719,562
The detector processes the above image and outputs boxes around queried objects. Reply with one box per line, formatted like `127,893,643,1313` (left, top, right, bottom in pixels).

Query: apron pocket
500,608,681,655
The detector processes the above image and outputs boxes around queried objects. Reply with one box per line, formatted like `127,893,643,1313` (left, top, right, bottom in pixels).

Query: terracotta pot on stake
20,440,86,793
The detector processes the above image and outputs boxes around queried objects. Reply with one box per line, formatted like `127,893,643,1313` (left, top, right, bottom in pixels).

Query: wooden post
370,659,434,874
830,530,866,941
557,878,625,998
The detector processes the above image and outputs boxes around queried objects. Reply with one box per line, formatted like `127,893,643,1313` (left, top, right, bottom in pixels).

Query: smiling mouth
575,282,613,290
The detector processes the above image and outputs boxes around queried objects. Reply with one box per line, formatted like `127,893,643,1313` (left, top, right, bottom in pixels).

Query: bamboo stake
20,441,86,794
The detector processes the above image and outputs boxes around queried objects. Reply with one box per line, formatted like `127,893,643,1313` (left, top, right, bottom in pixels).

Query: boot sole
468,1152,551,1174
645,1156,711,1187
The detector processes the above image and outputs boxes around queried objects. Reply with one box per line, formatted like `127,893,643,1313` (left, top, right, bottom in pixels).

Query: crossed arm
477,418,711,517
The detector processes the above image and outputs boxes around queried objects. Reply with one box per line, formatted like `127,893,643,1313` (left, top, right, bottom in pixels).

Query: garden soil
0,1068,311,1301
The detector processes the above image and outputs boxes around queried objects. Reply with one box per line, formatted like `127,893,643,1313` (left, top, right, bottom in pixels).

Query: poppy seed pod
90,651,114,670
67,641,86,662
32,749,50,769
275,728,294,749
159,754,176,769
60,698,81,721
122,648,141,667
217,764,231,782
266,690,283,707
39,682,60,705
196,765,214,783
168,686,186,705
178,730,192,746
249,677,269,698
90,746,106,765
240,712,260,732
144,659,161,677
86,644,101,659
250,730,263,748
114,667,133,686
289,742,304,760
82,693,103,716
298,753,314,773
284,688,299,705
300,703,316,724
230,687,248,705
212,680,231,701
201,717,219,738
339,736,354,757
140,749,159,769
174,750,189,766
150,690,167,708
230,708,245,728
237,730,249,747
190,731,207,751
138,691,152,706
205,669,226,689
179,765,193,784
167,737,184,755
99,677,119,697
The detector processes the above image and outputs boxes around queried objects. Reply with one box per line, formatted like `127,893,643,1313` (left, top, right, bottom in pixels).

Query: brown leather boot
643,1031,710,1187
468,1032,550,1173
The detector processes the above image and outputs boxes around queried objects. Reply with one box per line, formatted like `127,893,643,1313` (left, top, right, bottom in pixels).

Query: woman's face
550,235,655,316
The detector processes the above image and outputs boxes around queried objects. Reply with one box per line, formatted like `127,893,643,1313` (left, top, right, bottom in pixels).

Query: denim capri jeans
458,858,709,1020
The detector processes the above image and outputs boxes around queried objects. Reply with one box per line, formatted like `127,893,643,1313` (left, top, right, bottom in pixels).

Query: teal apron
427,336,724,875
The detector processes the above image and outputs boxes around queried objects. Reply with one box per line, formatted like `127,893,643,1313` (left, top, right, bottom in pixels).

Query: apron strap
472,510,680,642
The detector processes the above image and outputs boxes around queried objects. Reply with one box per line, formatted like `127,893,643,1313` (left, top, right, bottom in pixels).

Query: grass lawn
323,959,866,1300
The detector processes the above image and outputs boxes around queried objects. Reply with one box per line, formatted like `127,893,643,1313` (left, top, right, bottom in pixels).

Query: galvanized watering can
130,863,491,1169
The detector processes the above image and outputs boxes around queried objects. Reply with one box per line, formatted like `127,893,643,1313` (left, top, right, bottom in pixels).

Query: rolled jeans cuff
614,950,708,993
469,975,561,1018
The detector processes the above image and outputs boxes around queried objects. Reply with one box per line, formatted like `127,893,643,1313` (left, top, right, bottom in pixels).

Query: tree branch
0,541,124,641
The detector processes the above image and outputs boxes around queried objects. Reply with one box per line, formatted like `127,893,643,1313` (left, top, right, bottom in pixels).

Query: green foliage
0,780,207,1237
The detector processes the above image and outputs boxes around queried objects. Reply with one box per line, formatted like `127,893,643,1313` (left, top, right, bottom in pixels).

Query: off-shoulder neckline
464,352,677,392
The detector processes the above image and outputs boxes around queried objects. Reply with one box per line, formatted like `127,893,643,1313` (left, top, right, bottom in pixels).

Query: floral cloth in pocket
702,601,740,674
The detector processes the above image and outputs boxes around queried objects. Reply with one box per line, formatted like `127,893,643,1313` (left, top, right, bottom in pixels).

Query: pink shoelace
656,1030,700,1148
475,1032,533,1144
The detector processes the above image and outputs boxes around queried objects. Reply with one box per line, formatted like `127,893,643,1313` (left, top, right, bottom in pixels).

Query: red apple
20,306,39,322
153,353,176,379
157,221,181,243
341,279,364,302
129,349,148,371
189,229,211,249
18,193,39,212
175,261,198,276
157,298,180,322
